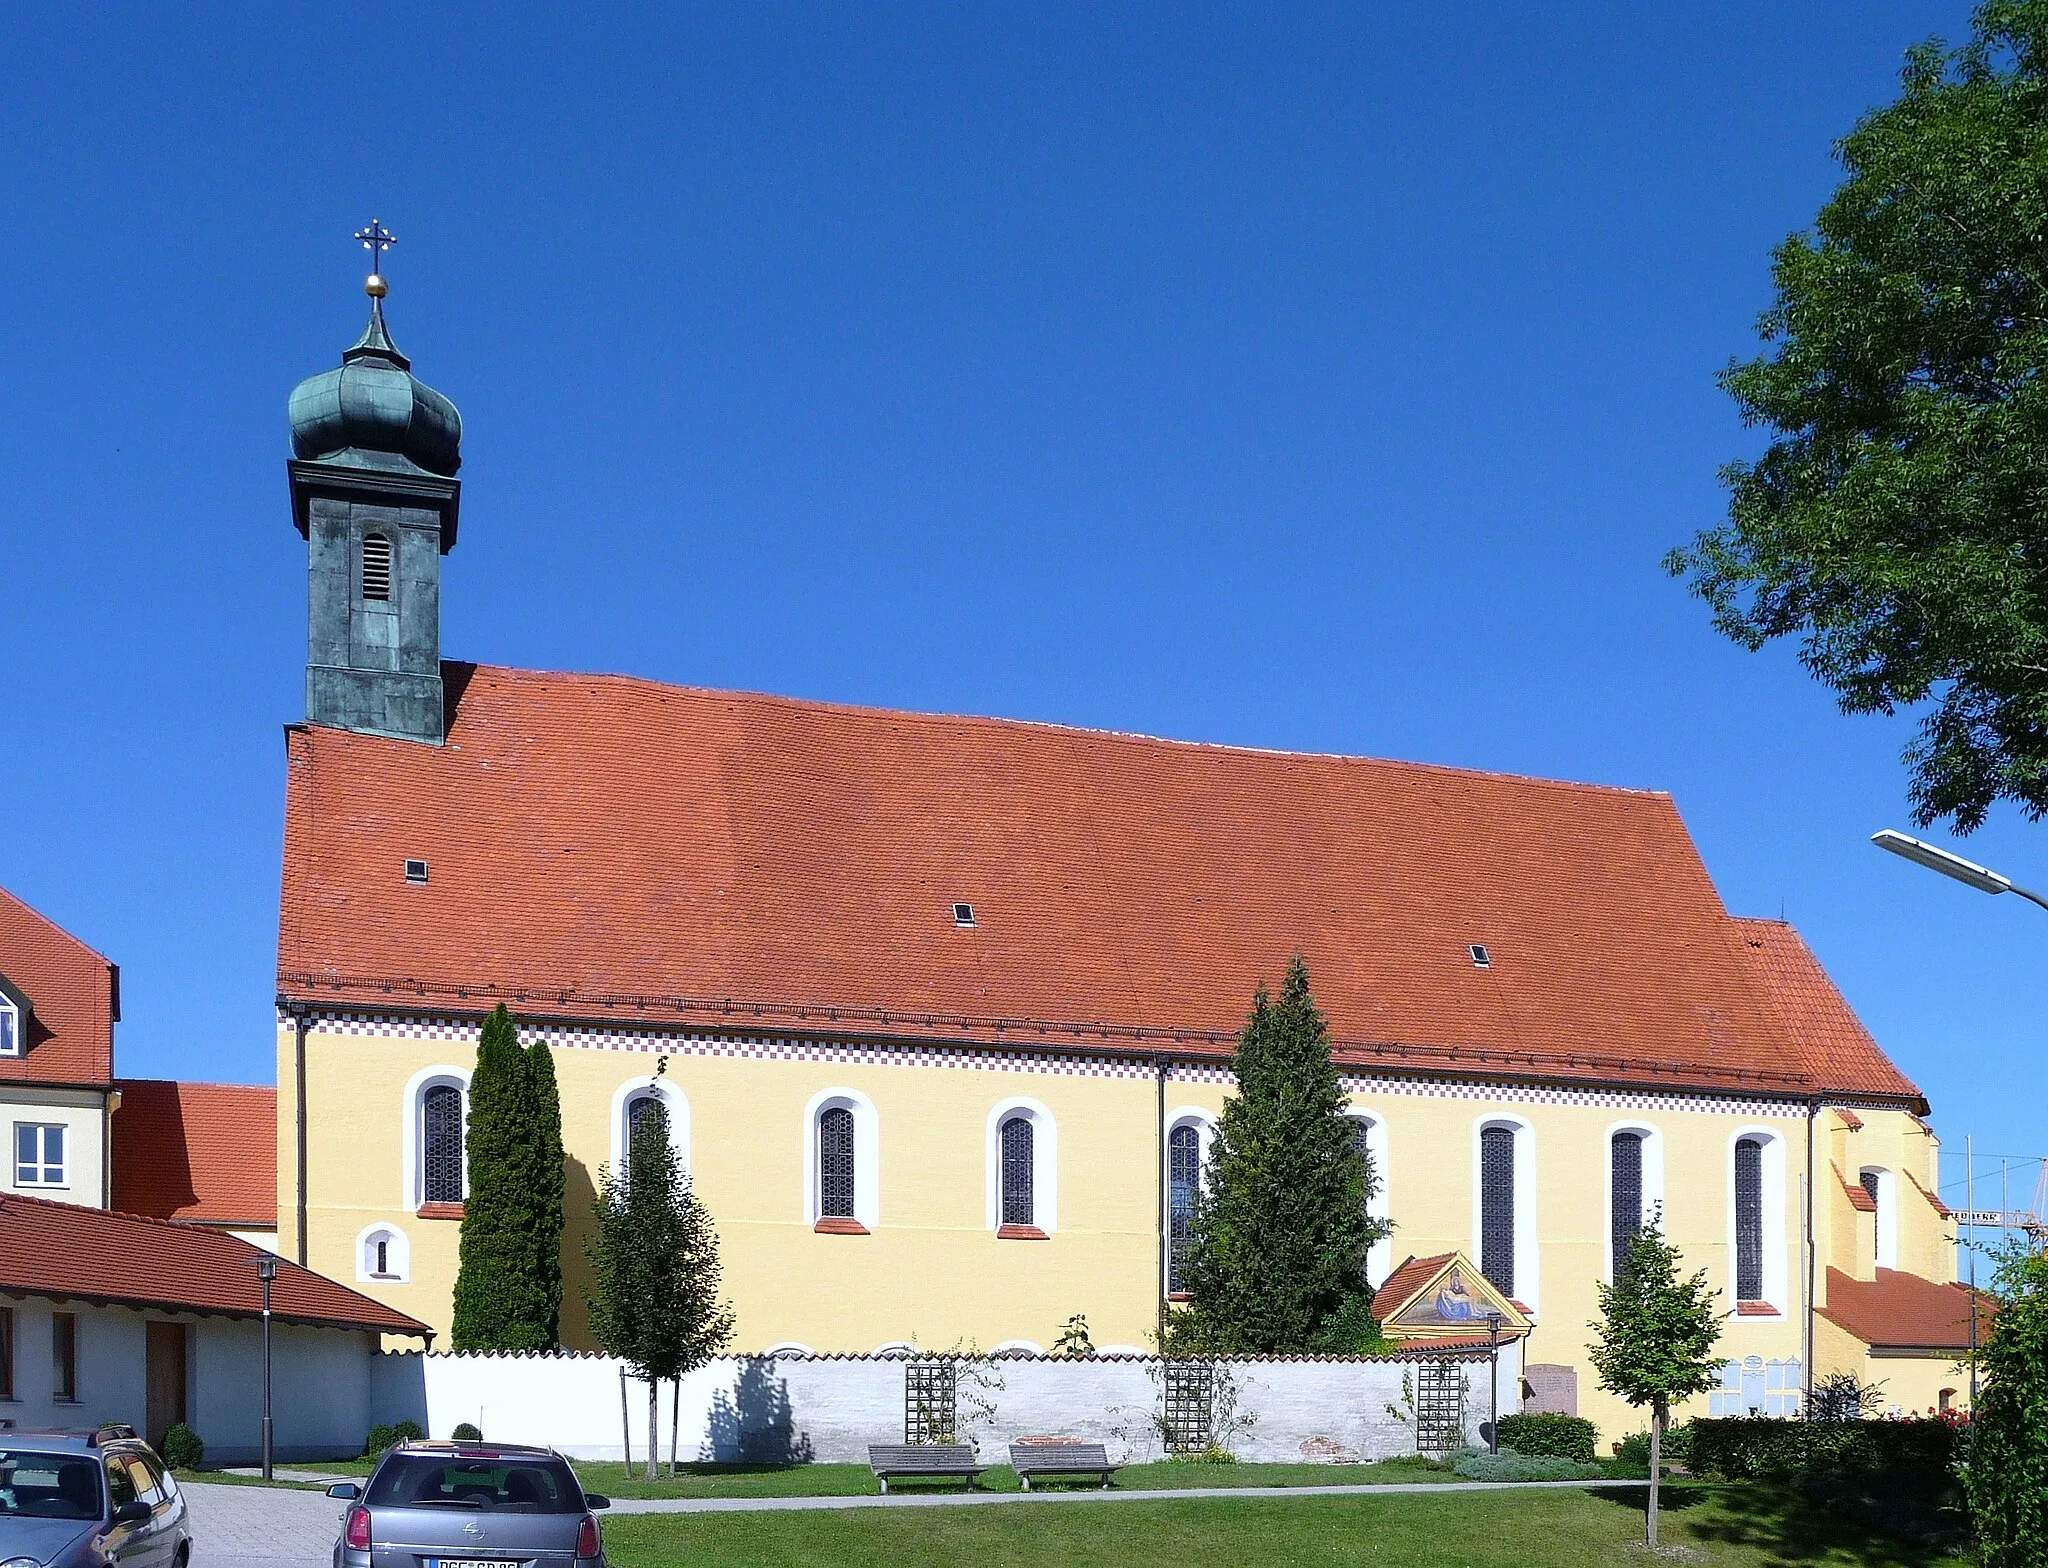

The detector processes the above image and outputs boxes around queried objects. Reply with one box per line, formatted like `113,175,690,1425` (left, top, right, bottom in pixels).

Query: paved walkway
181,1479,344,1568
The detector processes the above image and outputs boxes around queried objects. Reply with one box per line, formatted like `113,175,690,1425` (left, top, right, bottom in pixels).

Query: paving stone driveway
181,1481,342,1568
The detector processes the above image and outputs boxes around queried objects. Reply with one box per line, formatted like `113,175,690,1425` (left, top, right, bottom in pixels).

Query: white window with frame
1472,1113,1539,1315
609,1077,691,1180
1859,1166,1898,1269
0,990,21,1059
1728,1127,1790,1312
399,1065,472,1211
14,1123,65,1188
803,1088,879,1233
1346,1107,1394,1287
355,1223,410,1283
986,1097,1057,1236
1604,1122,1667,1284
1164,1108,1217,1295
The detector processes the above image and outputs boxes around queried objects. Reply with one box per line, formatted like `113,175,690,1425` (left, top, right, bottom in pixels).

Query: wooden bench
867,1443,984,1494
1009,1441,1116,1490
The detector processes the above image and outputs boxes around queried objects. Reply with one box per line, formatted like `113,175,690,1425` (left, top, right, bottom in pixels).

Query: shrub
1450,1445,1605,1482
364,1419,425,1458
1495,1414,1596,1463
1964,1244,2048,1567
451,1422,483,1442
1612,1421,1694,1476
159,1424,203,1470
1687,1417,1954,1480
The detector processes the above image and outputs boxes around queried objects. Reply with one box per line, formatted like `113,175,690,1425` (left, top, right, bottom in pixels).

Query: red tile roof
1734,920,1922,1104
277,666,1920,1101
1907,1171,1952,1220
0,1191,428,1338
112,1080,278,1228
1819,1268,1985,1352
1838,1163,1879,1213
1372,1254,1457,1322
0,885,117,1088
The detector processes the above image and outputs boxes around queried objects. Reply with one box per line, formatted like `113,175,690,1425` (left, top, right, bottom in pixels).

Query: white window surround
985,1097,1058,1233
0,994,20,1058
1470,1113,1540,1316
355,1223,410,1283
1727,1126,1790,1313
1164,1107,1218,1293
1602,1121,1668,1285
1860,1165,1899,1270
763,1342,816,1359
13,1123,66,1188
1096,1343,1150,1357
400,1064,472,1210
609,1077,692,1177
871,1341,917,1358
1346,1106,1394,1288
803,1088,879,1230
989,1339,1045,1357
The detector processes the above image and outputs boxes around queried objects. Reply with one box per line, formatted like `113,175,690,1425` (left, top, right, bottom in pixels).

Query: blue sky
2,3,2039,1209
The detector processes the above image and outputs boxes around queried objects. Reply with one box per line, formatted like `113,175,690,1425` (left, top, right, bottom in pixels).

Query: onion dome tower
288,221,463,744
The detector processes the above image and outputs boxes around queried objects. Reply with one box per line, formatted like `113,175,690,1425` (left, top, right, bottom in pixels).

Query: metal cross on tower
355,218,397,274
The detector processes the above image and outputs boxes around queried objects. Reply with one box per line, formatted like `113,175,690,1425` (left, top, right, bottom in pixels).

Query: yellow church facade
272,275,1974,1449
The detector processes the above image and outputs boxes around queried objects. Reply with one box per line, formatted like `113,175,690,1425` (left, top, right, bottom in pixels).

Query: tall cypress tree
1176,954,1388,1353
451,1004,564,1350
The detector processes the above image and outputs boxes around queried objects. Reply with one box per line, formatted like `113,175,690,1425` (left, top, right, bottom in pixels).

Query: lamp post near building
1485,1311,1504,1454
253,1254,277,1481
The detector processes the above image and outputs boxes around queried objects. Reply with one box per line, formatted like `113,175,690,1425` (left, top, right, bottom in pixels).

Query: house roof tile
0,885,116,1088
276,666,1921,1102
1733,920,1922,1104
1818,1268,1985,1352
112,1080,278,1228
0,1191,427,1337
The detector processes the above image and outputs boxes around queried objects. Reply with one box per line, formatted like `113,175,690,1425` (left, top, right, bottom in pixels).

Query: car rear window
0,1451,104,1519
365,1456,582,1513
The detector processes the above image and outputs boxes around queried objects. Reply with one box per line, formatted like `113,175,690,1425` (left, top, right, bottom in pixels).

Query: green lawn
572,1455,1459,1499
599,1483,1945,1568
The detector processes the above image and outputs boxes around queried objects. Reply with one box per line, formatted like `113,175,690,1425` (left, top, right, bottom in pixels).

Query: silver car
0,1427,192,1568
327,1442,609,1568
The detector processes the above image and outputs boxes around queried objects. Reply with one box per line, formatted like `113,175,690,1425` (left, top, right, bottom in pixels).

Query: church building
275,266,1975,1439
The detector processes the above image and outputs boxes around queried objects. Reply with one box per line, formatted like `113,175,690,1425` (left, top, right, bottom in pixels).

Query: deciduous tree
1670,1,2048,831
1588,1215,1723,1547
1963,1244,2048,1566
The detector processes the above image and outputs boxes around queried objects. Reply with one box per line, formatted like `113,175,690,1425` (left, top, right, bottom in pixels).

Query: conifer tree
451,1004,565,1350
1175,954,1387,1353
586,1094,735,1478
1588,1214,1722,1548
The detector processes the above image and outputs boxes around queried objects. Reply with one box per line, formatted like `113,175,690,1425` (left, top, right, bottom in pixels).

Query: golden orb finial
365,273,389,298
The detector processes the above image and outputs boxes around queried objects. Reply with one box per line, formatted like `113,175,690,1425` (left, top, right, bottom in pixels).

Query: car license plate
429,1558,516,1567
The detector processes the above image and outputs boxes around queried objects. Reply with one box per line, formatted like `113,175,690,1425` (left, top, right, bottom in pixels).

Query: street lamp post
1485,1312,1504,1454
1871,830,2048,912
253,1255,278,1481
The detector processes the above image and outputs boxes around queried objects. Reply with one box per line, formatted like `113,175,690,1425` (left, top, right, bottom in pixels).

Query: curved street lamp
1870,830,2048,914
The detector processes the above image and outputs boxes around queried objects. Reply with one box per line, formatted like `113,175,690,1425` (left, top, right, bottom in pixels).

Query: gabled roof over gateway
278,663,1923,1104
0,884,118,1089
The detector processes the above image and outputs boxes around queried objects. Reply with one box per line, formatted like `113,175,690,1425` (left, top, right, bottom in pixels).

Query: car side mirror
583,1495,611,1510
326,1483,362,1500
112,1500,153,1525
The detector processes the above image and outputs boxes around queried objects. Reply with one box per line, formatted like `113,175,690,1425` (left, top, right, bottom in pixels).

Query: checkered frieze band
284,1009,1809,1116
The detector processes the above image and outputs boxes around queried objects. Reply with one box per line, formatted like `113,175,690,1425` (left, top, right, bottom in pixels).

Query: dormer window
0,992,18,1058
362,533,393,601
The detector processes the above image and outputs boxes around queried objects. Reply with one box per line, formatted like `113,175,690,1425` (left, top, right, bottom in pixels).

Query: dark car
327,1441,609,1568
0,1426,191,1568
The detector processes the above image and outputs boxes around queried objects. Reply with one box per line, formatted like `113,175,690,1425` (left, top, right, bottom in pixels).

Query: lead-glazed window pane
1480,1125,1515,1297
818,1106,856,1219
1000,1116,1034,1226
422,1085,464,1205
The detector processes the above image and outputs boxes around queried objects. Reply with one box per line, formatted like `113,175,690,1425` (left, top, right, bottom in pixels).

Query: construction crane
1951,1157,2048,1247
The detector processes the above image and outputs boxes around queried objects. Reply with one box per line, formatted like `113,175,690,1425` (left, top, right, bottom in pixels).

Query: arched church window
1167,1123,1201,1292
1734,1136,1765,1301
361,533,393,601
1611,1130,1644,1277
625,1092,665,1164
1480,1124,1515,1296
421,1083,464,1205
1000,1115,1035,1227
818,1106,856,1220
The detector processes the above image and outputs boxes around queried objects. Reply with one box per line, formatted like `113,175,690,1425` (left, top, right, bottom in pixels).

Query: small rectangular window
1469,944,1491,969
953,903,975,927
404,859,430,885
52,1311,77,1402
362,533,394,601
13,1124,65,1187
0,1304,13,1400
0,999,18,1058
